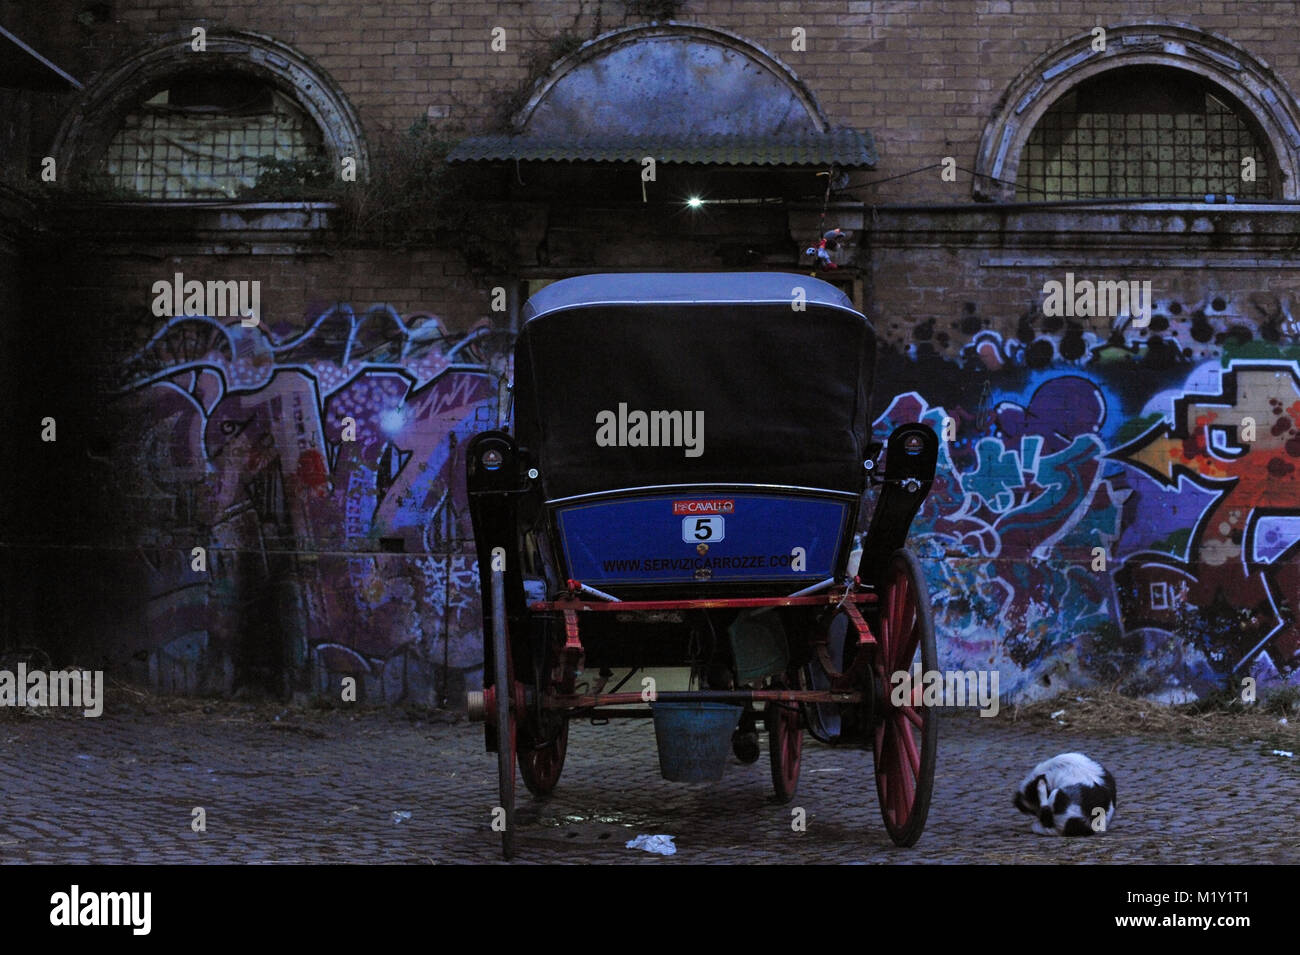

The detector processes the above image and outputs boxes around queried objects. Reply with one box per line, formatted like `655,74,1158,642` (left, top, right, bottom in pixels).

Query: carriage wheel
490,566,516,859
766,676,802,804
871,549,938,847
519,718,568,797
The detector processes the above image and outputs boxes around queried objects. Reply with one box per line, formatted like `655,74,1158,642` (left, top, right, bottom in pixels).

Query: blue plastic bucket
651,702,743,782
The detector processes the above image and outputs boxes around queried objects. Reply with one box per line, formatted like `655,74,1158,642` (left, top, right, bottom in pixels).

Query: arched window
448,23,874,179
101,72,327,199
52,30,366,200
1017,66,1274,200
974,23,1300,202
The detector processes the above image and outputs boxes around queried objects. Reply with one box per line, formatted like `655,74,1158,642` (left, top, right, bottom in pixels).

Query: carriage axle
468,686,864,722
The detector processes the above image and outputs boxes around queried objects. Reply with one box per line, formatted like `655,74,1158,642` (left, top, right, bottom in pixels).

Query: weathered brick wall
2,1,1297,704
15,1,1300,202
51,244,490,339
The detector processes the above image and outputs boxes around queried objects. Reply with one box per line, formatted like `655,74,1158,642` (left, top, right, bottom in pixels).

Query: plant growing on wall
327,116,516,273
487,21,591,132
624,0,686,21
485,0,690,131
238,156,334,200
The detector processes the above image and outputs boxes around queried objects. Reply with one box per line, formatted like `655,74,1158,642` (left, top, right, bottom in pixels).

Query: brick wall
14,1,1300,203
2,1,1298,704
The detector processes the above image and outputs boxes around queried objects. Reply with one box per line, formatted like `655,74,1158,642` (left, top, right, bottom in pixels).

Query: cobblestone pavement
1,704,1296,864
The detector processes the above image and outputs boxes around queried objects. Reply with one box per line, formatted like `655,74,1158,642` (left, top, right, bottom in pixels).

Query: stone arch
51,29,368,184
973,21,1300,200
513,22,829,137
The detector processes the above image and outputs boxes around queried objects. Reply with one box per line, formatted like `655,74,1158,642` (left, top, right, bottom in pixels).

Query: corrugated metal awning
0,25,82,92
447,126,876,168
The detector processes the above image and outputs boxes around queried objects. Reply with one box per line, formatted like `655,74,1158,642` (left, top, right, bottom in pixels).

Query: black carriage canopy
512,273,877,501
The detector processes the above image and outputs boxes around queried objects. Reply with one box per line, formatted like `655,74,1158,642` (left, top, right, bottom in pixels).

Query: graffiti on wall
876,289,1300,701
1111,362,1300,683
115,303,508,702
115,285,1300,705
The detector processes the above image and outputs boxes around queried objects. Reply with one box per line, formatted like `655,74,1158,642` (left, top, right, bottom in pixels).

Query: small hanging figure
805,228,848,270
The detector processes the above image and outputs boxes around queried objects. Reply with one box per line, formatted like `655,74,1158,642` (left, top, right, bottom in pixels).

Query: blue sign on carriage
556,492,850,584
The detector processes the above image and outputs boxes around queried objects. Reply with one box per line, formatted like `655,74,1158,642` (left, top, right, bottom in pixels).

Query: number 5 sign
683,515,725,542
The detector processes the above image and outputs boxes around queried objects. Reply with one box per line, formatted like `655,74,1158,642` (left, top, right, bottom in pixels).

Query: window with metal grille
100,74,327,199
1016,66,1273,200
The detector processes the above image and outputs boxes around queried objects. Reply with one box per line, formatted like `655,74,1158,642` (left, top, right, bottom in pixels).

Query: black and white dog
1014,753,1116,836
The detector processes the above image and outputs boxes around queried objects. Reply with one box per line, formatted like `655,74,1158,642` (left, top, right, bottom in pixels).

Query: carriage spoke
875,725,889,804
895,742,915,817
901,704,924,729
892,573,909,630
890,577,918,670
895,606,919,668
886,582,901,653
891,743,911,823
784,713,800,766
896,713,922,776
882,732,900,824
896,632,920,673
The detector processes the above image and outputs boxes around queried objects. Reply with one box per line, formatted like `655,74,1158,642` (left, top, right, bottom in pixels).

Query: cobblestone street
1,703,1296,865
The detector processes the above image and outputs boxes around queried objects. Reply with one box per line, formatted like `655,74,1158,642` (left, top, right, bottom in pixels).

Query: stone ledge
42,200,338,255
866,202,1300,256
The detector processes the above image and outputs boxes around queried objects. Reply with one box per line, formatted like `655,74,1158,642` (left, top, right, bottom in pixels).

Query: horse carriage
465,272,939,859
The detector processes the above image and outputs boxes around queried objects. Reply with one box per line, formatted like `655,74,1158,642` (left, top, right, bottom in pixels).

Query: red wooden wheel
519,718,568,797
766,675,803,804
871,549,938,847
489,567,516,859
